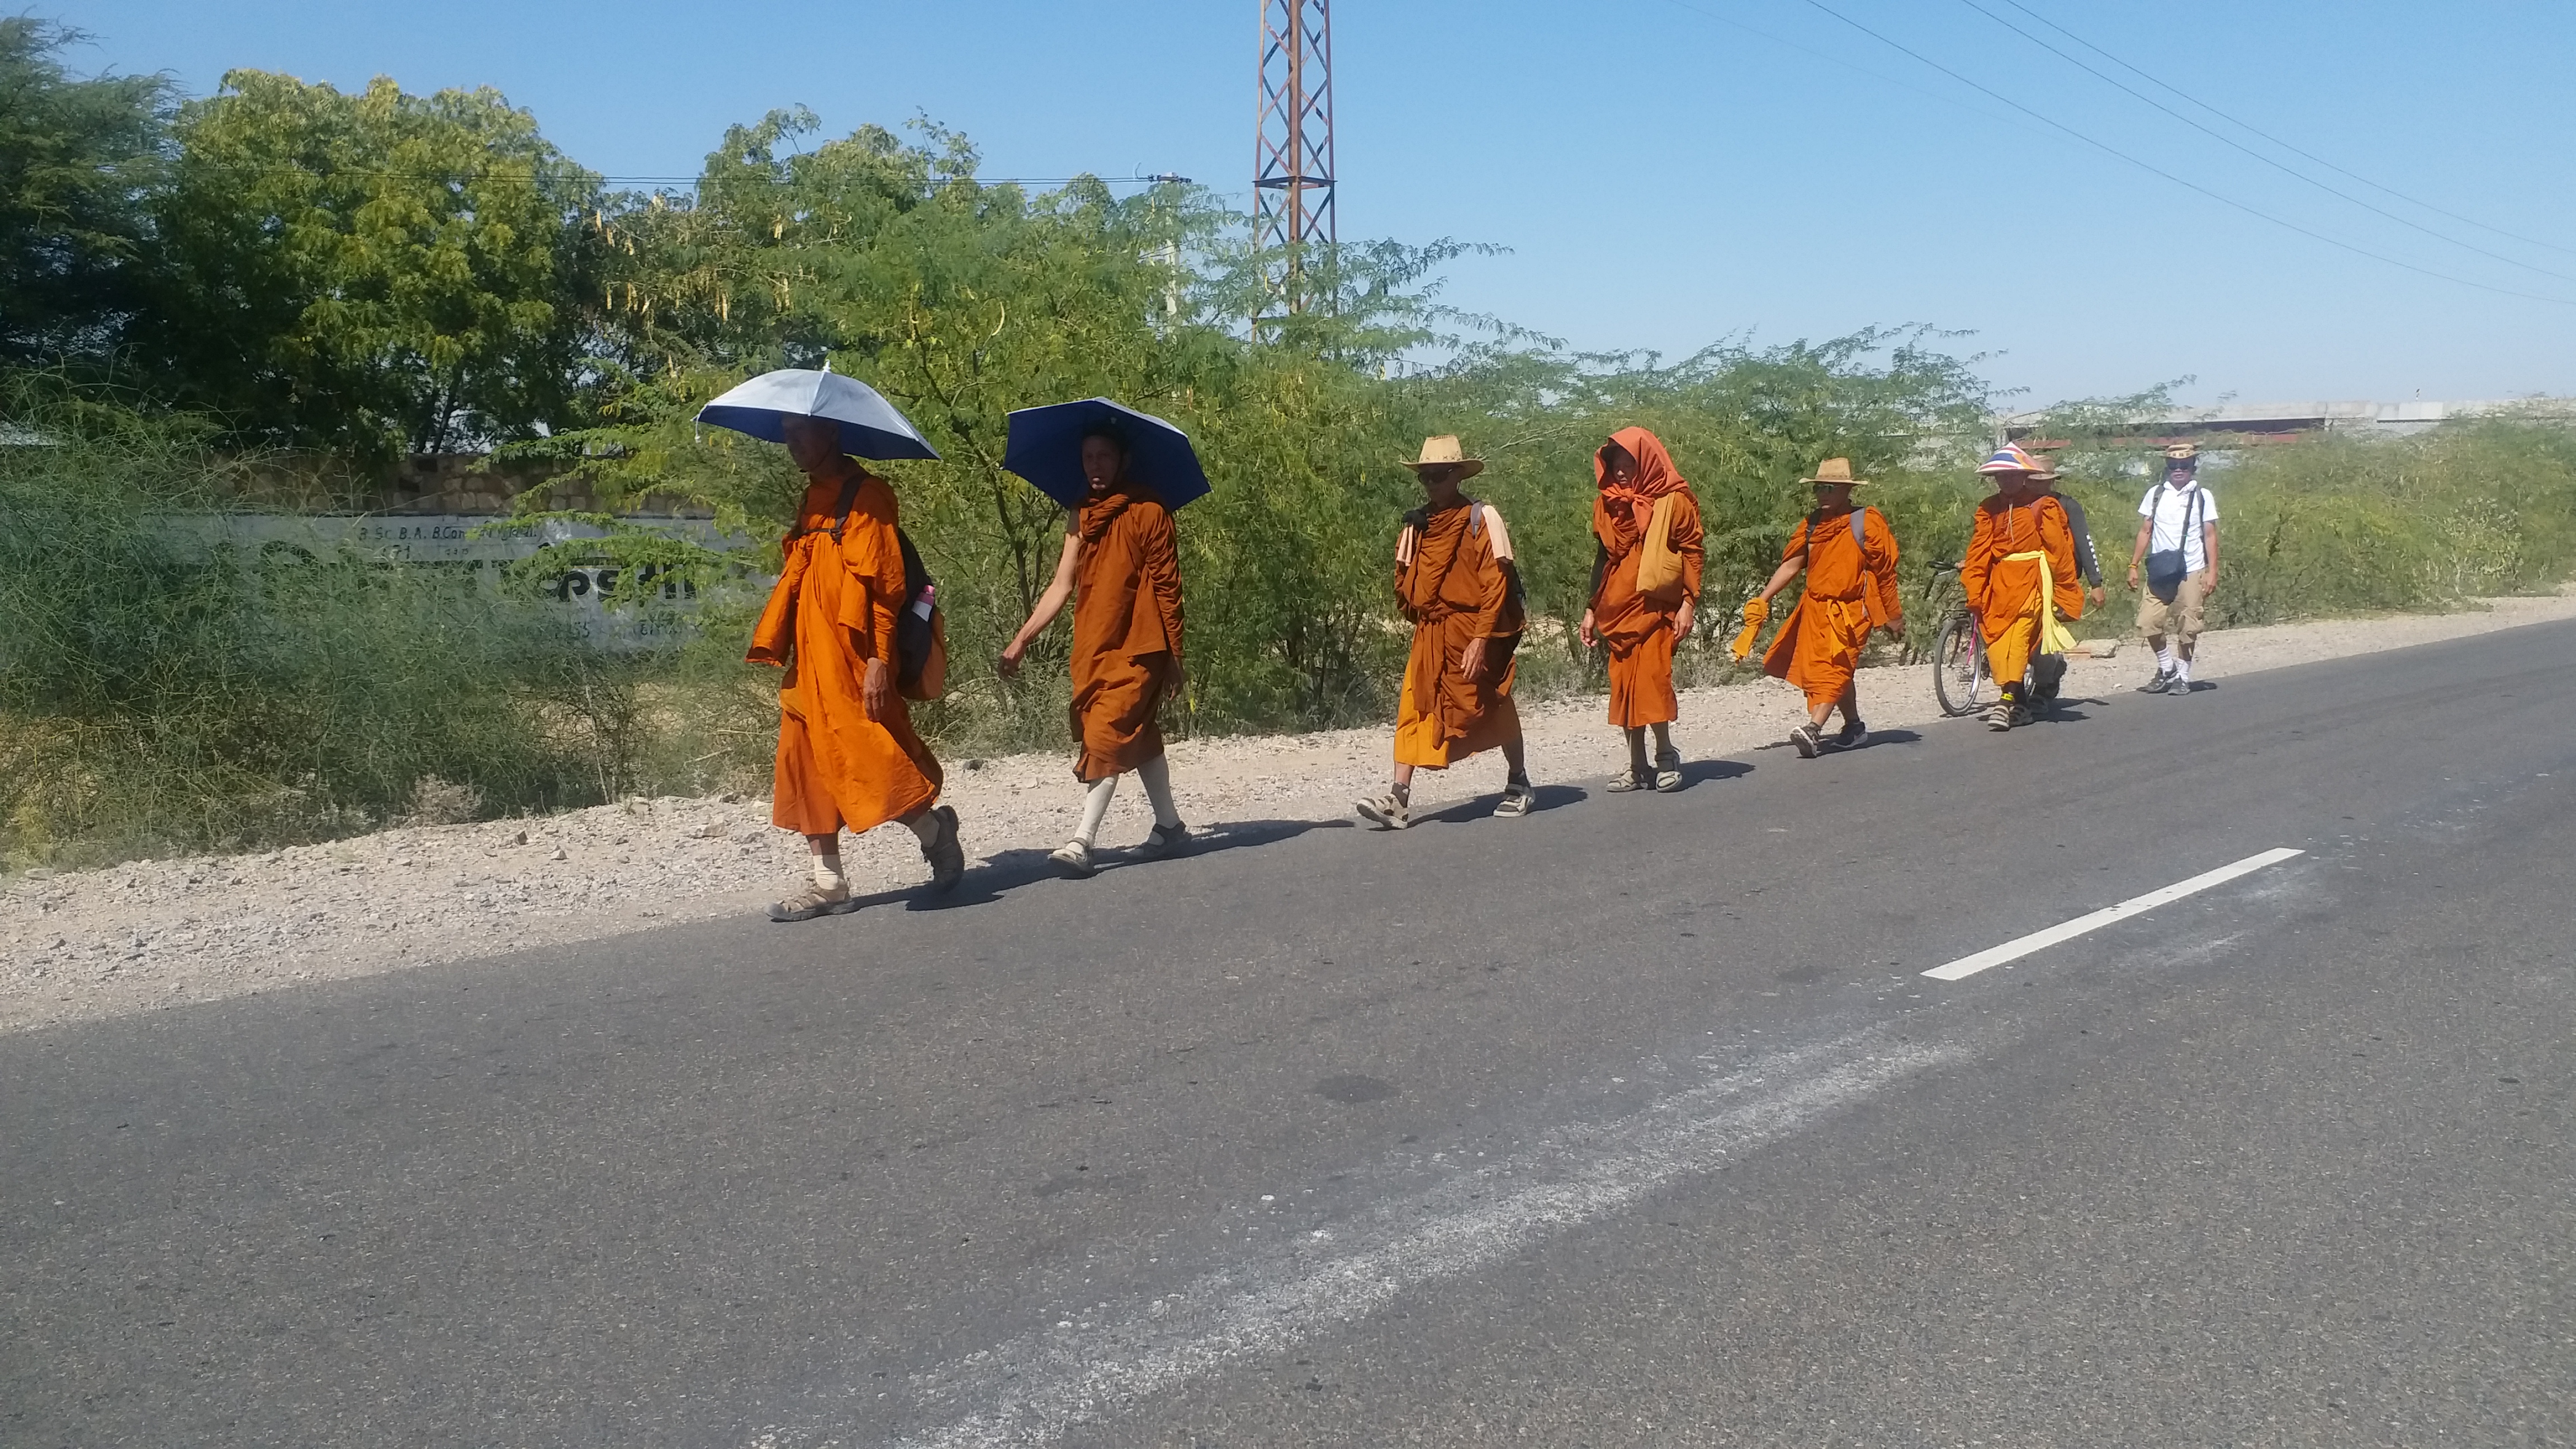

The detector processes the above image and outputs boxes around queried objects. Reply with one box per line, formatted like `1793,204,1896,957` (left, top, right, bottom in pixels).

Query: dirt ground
9,590,2574,1035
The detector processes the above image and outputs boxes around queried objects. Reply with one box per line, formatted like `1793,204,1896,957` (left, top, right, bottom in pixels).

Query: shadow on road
1671,759,1754,788
1413,782,1589,827
902,816,1356,908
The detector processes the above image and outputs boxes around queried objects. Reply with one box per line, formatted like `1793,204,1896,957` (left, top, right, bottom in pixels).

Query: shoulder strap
826,475,863,544
1850,508,1867,549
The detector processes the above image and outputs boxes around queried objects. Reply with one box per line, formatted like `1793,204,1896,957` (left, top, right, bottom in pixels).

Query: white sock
2175,655,2193,683
1137,755,1182,830
1075,775,1119,847
811,854,846,891
905,813,942,847
2154,644,2174,672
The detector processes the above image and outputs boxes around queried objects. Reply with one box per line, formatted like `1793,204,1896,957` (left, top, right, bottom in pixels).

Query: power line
1653,0,2037,137
1781,0,2576,306
1992,0,2576,261
1949,0,2576,284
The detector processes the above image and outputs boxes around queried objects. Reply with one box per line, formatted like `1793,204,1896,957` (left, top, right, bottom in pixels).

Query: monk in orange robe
1960,443,2085,731
746,414,964,920
1355,435,1533,830
1748,457,1902,757
1000,424,1190,878
1579,427,1703,792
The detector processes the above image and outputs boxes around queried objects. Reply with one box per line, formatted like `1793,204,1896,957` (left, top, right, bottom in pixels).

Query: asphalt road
7,624,2573,1448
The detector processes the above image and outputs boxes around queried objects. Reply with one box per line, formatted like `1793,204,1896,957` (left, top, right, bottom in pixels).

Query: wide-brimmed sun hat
1403,435,1485,480
1977,443,2044,475
1801,457,1871,487
2164,442,2199,461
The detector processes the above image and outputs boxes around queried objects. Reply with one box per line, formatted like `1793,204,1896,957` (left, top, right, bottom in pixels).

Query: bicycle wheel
1932,610,1992,717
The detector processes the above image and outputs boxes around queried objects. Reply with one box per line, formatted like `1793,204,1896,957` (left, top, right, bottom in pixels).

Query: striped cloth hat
1977,443,2044,474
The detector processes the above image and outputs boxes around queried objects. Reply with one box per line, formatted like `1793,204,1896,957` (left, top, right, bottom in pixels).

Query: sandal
1355,792,1411,830
768,881,858,922
1606,768,1643,793
1494,783,1535,818
1049,839,1097,879
1653,750,1684,793
921,804,965,891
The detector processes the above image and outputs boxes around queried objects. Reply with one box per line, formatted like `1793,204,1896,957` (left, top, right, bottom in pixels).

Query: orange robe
1068,486,1185,782
1960,494,2083,694
1393,500,1523,769
747,475,943,836
1762,505,1901,709
1589,428,1704,728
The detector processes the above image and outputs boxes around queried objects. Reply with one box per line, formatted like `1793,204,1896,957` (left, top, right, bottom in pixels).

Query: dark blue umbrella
1002,397,1210,510
695,366,940,461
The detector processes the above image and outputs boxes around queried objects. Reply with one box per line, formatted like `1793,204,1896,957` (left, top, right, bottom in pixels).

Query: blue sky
53,0,2576,408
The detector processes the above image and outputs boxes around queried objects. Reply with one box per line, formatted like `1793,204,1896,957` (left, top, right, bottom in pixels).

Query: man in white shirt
2126,443,2220,694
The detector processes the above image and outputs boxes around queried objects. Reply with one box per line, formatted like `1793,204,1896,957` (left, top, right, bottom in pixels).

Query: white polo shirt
2138,480,2219,574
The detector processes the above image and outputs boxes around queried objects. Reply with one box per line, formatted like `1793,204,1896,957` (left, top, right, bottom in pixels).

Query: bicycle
1923,561,1996,718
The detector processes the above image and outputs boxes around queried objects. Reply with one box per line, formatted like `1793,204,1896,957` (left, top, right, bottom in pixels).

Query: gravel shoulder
9,590,2574,1035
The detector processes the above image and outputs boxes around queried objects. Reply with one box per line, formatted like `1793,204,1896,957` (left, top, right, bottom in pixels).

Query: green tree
0,19,172,365
149,71,604,457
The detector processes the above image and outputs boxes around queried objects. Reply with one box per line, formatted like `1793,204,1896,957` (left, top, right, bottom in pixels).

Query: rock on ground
7,591,2574,1035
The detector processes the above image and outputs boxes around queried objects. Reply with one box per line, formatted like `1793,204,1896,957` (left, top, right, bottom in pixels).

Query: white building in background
2003,396,2574,449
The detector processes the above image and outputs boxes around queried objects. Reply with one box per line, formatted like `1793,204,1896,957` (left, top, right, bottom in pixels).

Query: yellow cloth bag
1635,494,1684,600
1727,595,1769,660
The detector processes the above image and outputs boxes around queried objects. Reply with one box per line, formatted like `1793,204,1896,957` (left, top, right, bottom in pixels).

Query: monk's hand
1459,636,1490,682
997,640,1025,679
1673,598,1695,640
1577,609,1598,649
862,656,894,723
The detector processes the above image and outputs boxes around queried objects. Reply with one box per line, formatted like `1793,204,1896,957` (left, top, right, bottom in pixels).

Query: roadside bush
0,397,628,868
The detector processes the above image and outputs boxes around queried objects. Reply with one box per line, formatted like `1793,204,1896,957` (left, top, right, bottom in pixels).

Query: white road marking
874,1030,1949,1449
1921,846,2305,982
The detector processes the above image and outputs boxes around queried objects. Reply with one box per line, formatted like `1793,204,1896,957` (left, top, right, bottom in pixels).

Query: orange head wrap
1595,427,1687,542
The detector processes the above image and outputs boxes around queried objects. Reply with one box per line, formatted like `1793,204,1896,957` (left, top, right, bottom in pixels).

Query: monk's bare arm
1756,523,1809,604
997,517,1083,678
1578,539,1611,648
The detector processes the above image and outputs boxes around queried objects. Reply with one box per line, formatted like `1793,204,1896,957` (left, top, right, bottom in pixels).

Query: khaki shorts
2137,569,2208,641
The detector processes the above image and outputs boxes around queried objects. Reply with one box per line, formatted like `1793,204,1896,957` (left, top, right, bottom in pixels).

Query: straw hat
1800,457,1871,487
2163,442,2199,462
1402,435,1485,480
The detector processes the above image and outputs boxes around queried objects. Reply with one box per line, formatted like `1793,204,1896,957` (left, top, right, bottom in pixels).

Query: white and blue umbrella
1002,397,1211,509
695,366,940,461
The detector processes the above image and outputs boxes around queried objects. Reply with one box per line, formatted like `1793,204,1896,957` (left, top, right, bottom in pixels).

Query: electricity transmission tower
1253,0,1335,314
